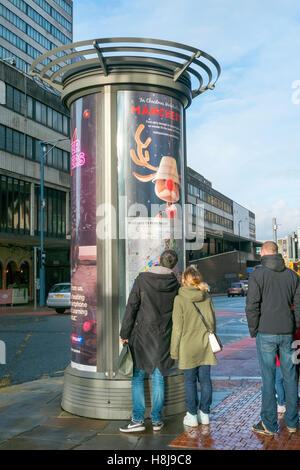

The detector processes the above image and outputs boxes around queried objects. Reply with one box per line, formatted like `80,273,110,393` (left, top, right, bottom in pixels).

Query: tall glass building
0,0,73,74
0,0,73,303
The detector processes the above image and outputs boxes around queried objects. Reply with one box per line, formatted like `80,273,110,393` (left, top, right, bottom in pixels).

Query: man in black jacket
246,241,300,436
119,249,180,433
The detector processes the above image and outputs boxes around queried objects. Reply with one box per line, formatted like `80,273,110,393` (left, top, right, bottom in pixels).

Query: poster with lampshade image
117,90,185,295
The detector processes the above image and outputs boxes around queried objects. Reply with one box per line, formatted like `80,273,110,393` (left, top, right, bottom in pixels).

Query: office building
0,0,73,302
186,166,260,292
0,0,72,75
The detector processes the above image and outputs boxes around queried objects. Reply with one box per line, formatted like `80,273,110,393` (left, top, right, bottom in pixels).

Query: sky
72,0,300,241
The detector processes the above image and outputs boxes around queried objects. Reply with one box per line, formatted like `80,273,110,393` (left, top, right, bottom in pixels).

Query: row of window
204,210,233,230
0,22,55,71
27,12,70,45
1,21,61,72
0,124,70,172
0,174,30,234
0,45,30,74
0,174,67,237
0,8,69,65
1,3,26,32
188,183,232,214
188,203,203,217
0,23,26,52
188,202,233,230
34,184,66,237
6,84,70,136
53,0,71,15
33,0,72,16
249,223,256,237
9,0,72,32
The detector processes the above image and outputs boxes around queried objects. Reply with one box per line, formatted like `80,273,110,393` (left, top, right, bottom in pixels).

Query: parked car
46,282,71,314
227,282,246,297
240,280,248,293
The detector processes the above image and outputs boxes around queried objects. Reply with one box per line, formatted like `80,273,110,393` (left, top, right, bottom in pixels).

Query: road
0,313,70,387
214,295,249,346
213,295,259,379
0,295,251,388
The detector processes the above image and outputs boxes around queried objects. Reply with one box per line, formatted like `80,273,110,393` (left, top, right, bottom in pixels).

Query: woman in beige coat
170,266,218,427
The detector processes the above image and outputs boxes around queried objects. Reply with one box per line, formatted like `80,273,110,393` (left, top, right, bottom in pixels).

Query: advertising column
70,94,100,372
117,90,185,300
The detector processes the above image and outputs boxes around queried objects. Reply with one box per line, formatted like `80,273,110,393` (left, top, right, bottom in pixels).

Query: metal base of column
61,365,186,420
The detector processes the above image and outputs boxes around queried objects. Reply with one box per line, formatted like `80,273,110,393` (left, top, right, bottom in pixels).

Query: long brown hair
182,266,206,289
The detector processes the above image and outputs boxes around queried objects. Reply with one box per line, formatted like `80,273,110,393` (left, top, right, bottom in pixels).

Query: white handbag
193,302,223,354
208,332,222,354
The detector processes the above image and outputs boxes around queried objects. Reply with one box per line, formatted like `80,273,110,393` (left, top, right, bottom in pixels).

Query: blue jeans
183,366,212,415
131,366,164,423
256,333,298,432
275,366,285,406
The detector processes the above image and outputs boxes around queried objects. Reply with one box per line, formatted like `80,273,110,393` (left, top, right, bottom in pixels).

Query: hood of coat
147,266,174,275
261,254,286,272
178,286,207,302
139,269,179,293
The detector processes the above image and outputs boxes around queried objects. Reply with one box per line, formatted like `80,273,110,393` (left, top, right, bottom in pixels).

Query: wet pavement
0,296,299,451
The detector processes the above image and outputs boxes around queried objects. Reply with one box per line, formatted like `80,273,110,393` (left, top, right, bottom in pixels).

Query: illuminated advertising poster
70,94,99,372
117,90,184,296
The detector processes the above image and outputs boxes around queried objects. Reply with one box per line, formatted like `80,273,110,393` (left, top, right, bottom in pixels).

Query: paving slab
135,435,181,450
44,415,109,432
16,424,98,443
169,382,300,450
73,434,141,450
0,436,76,450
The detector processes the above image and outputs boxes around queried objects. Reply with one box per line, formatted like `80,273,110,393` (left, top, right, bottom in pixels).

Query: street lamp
39,138,69,307
238,219,247,275
238,220,242,274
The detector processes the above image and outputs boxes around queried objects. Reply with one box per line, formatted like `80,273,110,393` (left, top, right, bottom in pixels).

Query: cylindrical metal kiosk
30,38,220,419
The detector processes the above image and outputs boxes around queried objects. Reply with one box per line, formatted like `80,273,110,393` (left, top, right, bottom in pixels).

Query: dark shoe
119,420,145,433
252,420,275,436
152,421,164,431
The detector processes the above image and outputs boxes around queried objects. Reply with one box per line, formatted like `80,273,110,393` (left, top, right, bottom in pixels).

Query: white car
46,282,71,314
240,280,248,293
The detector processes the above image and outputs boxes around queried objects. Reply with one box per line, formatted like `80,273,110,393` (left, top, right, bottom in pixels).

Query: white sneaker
277,404,286,414
198,410,210,425
183,412,198,427
119,420,145,432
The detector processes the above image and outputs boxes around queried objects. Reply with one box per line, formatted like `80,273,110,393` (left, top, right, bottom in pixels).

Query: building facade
186,166,260,291
0,0,72,75
0,0,72,301
0,56,71,300
278,229,299,267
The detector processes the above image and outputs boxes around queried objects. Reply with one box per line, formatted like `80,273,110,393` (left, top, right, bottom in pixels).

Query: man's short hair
261,241,278,254
160,250,178,269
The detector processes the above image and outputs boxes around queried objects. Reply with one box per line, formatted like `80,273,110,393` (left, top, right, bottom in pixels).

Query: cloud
72,0,300,240
250,200,300,241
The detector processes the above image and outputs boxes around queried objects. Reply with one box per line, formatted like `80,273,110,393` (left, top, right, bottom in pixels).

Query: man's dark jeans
256,333,298,432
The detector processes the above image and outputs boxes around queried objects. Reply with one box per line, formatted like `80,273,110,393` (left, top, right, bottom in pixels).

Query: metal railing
30,37,221,98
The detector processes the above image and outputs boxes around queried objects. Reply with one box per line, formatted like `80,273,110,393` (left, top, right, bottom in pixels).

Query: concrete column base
61,365,186,420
